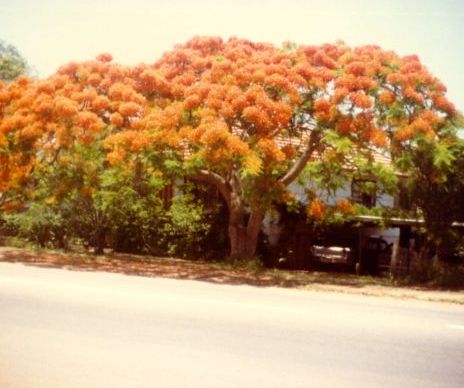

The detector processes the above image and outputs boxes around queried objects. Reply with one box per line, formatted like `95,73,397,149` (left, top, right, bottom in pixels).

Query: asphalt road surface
0,262,463,388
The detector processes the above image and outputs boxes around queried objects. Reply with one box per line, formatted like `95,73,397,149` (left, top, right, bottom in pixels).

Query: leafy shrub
160,194,211,257
407,250,464,289
4,203,70,249
434,263,464,289
94,185,167,254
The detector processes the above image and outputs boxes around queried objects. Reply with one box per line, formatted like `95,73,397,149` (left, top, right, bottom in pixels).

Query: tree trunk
228,204,264,259
191,169,264,260
93,228,106,255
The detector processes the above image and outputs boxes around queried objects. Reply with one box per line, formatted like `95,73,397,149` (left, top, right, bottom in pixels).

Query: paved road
0,262,463,388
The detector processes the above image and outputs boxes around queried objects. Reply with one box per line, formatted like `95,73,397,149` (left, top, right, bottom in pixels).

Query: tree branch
191,169,231,206
279,129,320,186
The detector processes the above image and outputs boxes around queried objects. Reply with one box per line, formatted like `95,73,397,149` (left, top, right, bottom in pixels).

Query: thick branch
247,208,264,235
191,169,232,206
279,129,320,186
231,166,243,198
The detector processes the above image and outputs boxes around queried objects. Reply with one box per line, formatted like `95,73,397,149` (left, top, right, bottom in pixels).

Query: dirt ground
1,246,463,304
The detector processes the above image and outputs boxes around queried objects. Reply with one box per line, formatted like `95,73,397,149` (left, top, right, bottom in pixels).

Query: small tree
399,136,464,261
0,40,28,82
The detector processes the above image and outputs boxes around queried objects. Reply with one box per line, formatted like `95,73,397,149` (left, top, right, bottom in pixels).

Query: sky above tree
1,0,463,112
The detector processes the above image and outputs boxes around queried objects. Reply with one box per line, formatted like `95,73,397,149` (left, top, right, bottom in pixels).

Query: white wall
362,226,399,245
288,181,395,208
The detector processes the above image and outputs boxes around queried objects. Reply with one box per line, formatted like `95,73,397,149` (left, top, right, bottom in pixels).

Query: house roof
273,133,394,169
353,215,464,228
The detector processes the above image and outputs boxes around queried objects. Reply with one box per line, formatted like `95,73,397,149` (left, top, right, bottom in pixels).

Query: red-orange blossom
0,37,459,258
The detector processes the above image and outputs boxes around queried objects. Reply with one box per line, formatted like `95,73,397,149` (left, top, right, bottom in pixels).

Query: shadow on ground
2,246,464,304
0,246,392,289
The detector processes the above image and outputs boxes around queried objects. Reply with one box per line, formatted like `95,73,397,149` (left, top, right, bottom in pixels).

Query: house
261,148,403,273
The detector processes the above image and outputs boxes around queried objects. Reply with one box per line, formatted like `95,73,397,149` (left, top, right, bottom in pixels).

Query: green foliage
353,158,398,197
103,192,166,254
322,130,353,154
432,143,455,169
407,256,464,289
161,193,211,257
0,40,28,82
397,136,464,259
90,167,168,254
4,203,69,249
3,156,220,257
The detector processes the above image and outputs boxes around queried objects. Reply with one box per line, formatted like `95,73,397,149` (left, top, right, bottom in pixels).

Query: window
351,179,376,208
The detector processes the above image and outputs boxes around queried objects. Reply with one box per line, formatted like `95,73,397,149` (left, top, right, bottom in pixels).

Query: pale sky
1,0,463,112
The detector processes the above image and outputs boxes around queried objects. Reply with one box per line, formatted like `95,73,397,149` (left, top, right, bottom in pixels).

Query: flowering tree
0,76,37,210
1,37,460,259
0,53,157,252
105,37,459,258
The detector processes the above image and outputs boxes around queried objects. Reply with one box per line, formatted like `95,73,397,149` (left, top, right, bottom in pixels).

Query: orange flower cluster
334,87,349,103
313,49,338,69
55,97,78,117
404,86,425,105
257,138,286,162
336,199,355,215
378,90,396,105
110,112,124,127
369,128,388,147
184,94,201,110
314,98,332,121
242,106,272,130
0,36,460,213
345,61,367,76
96,53,113,63
281,144,296,159
350,91,373,109
335,116,356,134
76,111,102,131
394,126,415,142
307,198,326,220
432,94,455,114
119,102,142,117
91,95,110,111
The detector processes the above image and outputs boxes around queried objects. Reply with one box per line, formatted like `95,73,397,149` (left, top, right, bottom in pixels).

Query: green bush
94,185,167,254
4,203,70,249
160,194,211,257
434,263,464,289
407,254,464,289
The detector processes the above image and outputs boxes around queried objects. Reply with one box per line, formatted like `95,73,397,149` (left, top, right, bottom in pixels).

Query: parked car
309,234,393,275
310,244,356,266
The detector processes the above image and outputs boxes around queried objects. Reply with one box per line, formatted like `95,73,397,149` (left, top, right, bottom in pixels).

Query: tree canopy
0,37,461,258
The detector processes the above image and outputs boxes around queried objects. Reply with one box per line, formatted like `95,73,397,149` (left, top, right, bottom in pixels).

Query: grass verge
0,244,463,304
